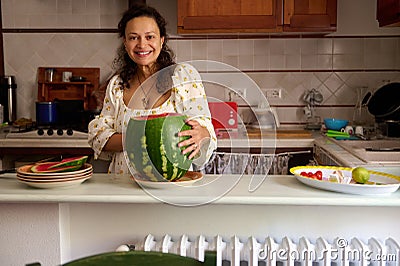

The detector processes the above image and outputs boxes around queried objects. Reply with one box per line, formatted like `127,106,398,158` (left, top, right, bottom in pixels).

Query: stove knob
37,128,44,136
66,129,74,136
57,129,64,136
47,128,54,136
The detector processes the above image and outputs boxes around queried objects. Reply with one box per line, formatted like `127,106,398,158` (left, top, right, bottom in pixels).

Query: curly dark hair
112,4,175,89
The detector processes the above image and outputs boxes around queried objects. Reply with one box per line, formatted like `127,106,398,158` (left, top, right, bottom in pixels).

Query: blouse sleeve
171,63,217,167
88,75,122,160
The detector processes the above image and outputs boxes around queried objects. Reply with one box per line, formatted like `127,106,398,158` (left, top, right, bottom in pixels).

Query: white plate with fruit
290,166,400,195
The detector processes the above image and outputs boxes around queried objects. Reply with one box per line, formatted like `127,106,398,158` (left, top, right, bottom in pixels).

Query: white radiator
117,234,400,265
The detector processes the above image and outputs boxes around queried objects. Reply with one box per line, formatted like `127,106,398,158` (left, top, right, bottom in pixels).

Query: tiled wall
1,0,127,28
171,38,400,71
2,0,400,127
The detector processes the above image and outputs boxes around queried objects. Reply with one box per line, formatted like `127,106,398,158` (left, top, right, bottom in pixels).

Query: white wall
0,203,61,266
333,0,400,36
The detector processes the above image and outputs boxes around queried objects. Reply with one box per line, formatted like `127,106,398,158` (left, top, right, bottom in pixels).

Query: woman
88,4,217,174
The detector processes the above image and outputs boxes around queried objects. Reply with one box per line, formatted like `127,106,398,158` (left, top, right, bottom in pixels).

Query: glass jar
45,68,55,82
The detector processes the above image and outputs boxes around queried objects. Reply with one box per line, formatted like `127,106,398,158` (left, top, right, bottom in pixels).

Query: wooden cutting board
246,128,313,138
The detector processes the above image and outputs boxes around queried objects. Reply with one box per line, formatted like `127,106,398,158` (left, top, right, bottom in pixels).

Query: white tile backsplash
205,40,223,62
1,0,127,29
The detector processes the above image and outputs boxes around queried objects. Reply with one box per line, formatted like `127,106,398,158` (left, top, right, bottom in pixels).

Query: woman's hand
103,133,123,152
178,119,210,159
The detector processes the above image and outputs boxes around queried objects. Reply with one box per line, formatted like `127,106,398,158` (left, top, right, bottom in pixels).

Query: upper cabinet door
283,0,337,32
377,0,400,27
177,0,283,34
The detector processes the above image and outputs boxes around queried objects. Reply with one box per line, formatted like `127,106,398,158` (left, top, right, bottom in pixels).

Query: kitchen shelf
40,81,92,85
37,67,100,110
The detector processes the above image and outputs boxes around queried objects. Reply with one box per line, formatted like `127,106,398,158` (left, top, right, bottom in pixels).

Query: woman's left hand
178,119,210,159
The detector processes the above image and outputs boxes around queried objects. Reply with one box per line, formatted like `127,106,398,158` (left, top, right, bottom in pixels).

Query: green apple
352,167,370,184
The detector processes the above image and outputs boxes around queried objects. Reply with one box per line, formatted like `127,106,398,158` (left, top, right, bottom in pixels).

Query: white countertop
0,138,91,148
314,135,400,172
216,137,314,148
0,136,314,149
1,173,399,206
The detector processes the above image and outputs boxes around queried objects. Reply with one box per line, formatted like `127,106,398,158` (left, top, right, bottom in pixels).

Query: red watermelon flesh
30,162,84,173
48,156,88,169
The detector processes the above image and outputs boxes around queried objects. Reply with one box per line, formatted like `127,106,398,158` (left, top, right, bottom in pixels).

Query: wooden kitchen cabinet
37,67,100,110
177,0,336,34
177,0,283,34
377,0,400,27
283,0,337,32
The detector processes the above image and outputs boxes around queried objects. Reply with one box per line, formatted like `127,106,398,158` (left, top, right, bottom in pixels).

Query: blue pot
36,101,58,126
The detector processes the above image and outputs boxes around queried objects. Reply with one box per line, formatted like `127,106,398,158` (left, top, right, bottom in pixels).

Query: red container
208,102,238,132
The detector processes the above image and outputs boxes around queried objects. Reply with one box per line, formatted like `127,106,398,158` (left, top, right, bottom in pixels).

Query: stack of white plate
16,163,93,189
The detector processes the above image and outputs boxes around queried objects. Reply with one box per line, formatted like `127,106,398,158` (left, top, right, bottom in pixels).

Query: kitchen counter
0,173,399,206
1,173,399,265
0,128,316,174
0,137,313,149
216,127,316,148
0,137,314,150
314,135,400,176
0,128,317,149
0,138,91,148
217,135,315,148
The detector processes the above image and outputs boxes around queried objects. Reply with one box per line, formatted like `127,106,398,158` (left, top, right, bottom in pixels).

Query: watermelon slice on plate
30,156,88,173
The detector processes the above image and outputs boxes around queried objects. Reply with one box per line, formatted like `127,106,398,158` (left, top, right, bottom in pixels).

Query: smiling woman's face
124,16,164,69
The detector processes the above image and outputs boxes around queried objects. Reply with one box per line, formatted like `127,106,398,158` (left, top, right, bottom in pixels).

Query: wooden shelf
39,81,92,85
37,67,100,110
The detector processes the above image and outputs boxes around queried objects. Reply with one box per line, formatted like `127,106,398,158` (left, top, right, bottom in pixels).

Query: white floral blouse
88,63,217,174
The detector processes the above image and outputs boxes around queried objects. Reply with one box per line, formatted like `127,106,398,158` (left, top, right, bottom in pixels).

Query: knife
0,168,16,174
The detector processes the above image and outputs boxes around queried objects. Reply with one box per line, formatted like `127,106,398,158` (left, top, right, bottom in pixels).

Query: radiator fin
117,234,399,265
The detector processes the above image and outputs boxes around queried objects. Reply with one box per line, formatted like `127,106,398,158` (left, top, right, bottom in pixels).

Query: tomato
315,171,323,180
299,170,323,180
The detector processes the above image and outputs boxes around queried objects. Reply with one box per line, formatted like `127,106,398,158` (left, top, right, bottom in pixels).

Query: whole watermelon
125,113,193,181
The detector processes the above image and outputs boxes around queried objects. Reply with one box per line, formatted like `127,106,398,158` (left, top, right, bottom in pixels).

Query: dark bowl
70,76,86,82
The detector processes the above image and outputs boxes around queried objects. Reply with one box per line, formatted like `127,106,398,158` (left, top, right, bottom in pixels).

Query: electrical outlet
226,88,247,101
264,88,282,99
235,88,247,98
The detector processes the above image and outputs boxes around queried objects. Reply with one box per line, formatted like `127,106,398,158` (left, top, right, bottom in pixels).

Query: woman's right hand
177,119,210,160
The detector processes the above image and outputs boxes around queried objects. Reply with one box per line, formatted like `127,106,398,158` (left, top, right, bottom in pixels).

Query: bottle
0,76,17,123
